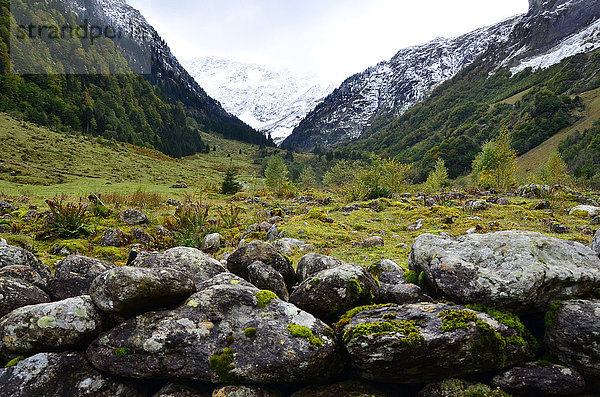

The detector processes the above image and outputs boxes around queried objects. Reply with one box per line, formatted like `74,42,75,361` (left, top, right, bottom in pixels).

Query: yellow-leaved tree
472,131,517,190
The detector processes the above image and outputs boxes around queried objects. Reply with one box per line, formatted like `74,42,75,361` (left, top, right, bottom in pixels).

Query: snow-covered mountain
183,57,336,145
284,0,600,151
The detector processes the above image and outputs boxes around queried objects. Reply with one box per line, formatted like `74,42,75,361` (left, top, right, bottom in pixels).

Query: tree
221,167,242,195
265,155,289,195
536,152,570,186
472,131,517,189
423,158,449,193
300,166,317,190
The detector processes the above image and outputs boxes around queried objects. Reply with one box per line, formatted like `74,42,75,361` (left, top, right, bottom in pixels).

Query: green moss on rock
4,356,24,368
404,270,418,284
113,348,132,357
209,348,235,382
287,323,324,346
255,290,279,308
347,278,362,299
342,319,426,349
244,327,257,337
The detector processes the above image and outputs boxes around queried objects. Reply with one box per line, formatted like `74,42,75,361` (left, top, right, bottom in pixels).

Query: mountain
183,57,335,145
0,0,270,158
283,0,600,152
334,0,600,182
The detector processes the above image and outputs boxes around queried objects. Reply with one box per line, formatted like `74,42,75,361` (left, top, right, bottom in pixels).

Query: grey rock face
418,379,507,397
409,231,600,313
0,296,106,359
369,259,403,277
0,265,49,291
227,241,296,288
290,263,379,322
49,255,117,300
153,381,211,397
570,205,600,218
272,238,313,256
296,253,344,282
545,300,600,391
377,272,432,305
290,380,394,397
466,200,489,211
195,273,255,292
517,184,550,199
212,385,282,397
0,244,51,282
339,303,533,384
86,281,342,384
132,247,227,287
247,261,289,301
202,233,222,253
120,209,148,225
0,352,145,397
592,228,600,257
131,227,154,246
101,228,128,247
492,362,586,396
90,267,195,318
0,277,51,317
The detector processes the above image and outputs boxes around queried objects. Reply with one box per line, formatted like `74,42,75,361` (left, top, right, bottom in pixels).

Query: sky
127,0,529,84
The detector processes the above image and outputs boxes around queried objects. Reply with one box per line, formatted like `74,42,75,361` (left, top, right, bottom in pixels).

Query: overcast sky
127,0,529,84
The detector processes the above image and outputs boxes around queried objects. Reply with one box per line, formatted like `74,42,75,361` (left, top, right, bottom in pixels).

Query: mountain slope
284,0,600,152
183,57,335,145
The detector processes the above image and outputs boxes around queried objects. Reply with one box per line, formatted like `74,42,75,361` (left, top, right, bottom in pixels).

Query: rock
361,236,384,248
517,184,550,199
247,261,289,301
212,385,282,397
227,241,296,288
171,182,188,189
120,209,148,225
466,200,489,211
49,255,117,300
407,219,425,231
86,281,342,383
266,225,279,242
369,259,403,277
0,200,15,213
409,231,600,313
0,265,49,290
492,362,586,396
22,210,39,221
272,238,313,256
592,229,600,257
545,300,600,391
418,379,507,397
0,237,6,246
90,267,196,318
267,216,283,224
570,205,600,218
531,200,551,210
0,296,106,359
132,247,227,288
377,272,432,305
339,303,533,384
0,352,145,397
0,245,51,282
547,221,570,234
195,273,256,292
290,380,394,397
258,222,273,232
296,253,344,282
592,216,600,225
0,277,50,317
202,233,222,253
131,227,154,246
101,228,128,247
290,263,379,322
154,381,211,397
51,244,71,256
496,198,511,205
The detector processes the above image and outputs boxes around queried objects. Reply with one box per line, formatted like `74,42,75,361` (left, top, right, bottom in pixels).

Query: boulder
202,233,222,253
338,303,533,383
0,200,15,213
361,236,384,248
120,209,148,225
0,244,51,282
496,198,511,205
247,261,289,301
131,227,154,246
545,300,600,391
227,241,296,288
570,205,600,218
101,228,128,247
89,267,195,318
492,362,585,396
377,272,432,305
266,225,280,242
49,255,117,300
517,184,550,199
86,281,343,384
466,200,489,211
196,273,255,292
131,247,227,287
368,259,403,277
0,265,49,291
592,229,600,257
531,200,551,210
0,277,51,317
296,253,344,282
212,385,282,397
290,380,394,397
418,379,508,397
409,231,600,313
153,382,212,397
0,296,106,359
290,263,379,322
272,238,313,256
0,352,145,397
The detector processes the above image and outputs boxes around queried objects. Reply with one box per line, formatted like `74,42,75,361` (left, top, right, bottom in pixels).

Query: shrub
535,152,571,186
472,131,517,190
265,155,293,197
164,202,211,248
43,197,90,238
423,158,449,193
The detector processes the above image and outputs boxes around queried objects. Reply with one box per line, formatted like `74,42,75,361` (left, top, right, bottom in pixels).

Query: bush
472,131,517,190
43,197,90,238
164,202,211,248
423,158,449,193
265,155,292,197
535,152,571,186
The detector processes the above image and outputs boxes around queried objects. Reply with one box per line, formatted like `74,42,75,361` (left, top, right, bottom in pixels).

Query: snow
183,57,336,144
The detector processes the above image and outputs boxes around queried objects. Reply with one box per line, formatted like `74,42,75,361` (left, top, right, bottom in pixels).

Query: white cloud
127,0,528,84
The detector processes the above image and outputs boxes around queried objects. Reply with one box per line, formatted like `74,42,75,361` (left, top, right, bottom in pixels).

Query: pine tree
424,158,449,193
221,167,242,195
265,155,289,195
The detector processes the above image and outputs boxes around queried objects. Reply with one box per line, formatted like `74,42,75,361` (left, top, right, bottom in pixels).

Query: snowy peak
183,57,335,144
